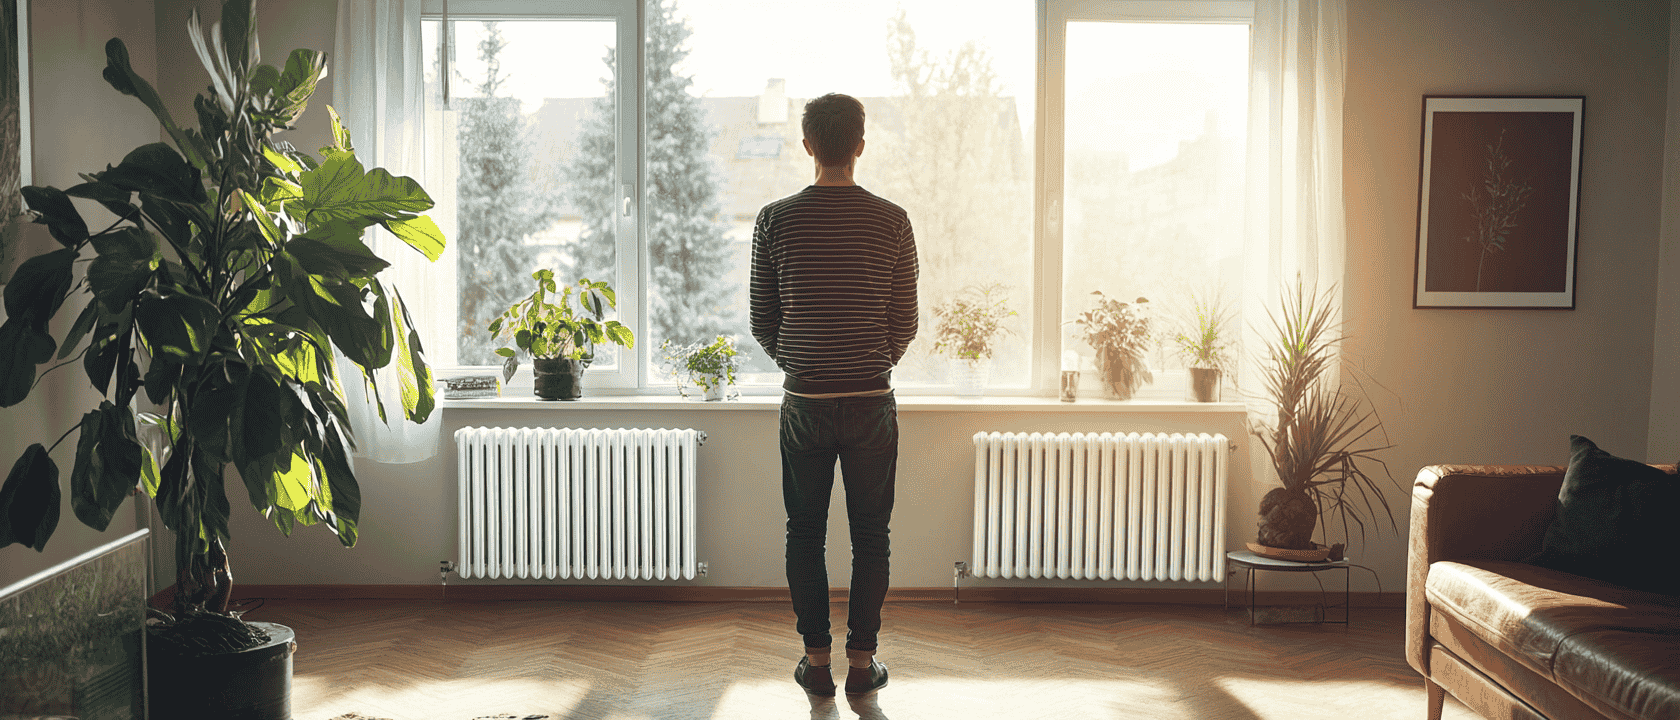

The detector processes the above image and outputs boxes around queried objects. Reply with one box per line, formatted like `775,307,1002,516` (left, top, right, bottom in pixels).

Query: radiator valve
697,561,709,578
439,560,457,585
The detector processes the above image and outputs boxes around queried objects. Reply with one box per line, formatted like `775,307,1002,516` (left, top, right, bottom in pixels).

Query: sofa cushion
1427,559,1680,719
1528,435,1680,594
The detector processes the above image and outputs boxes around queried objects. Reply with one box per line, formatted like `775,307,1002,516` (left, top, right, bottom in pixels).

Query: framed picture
0,0,30,285
1413,96,1583,309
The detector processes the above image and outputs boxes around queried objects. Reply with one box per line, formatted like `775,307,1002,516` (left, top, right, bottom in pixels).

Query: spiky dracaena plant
0,0,444,638
1249,282,1398,551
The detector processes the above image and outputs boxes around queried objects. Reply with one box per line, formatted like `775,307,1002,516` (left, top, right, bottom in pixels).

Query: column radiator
971,431,1229,582
454,427,703,581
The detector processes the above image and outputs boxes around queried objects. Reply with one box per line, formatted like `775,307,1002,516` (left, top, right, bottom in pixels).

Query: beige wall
0,0,158,590
1343,0,1671,583
1651,0,1680,462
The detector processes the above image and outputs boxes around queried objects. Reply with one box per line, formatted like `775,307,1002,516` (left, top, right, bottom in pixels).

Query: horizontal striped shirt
750,184,919,395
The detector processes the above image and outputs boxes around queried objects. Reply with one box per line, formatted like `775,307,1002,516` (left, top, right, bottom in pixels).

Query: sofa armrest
1404,464,1565,677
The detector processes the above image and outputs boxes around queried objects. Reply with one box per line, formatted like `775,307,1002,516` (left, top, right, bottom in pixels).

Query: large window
419,0,1250,397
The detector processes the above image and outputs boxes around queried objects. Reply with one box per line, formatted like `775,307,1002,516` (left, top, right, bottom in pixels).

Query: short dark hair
802,93,865,167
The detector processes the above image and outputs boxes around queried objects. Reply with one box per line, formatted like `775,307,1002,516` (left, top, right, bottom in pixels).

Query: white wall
1651,0,1680,462
0,0,158,590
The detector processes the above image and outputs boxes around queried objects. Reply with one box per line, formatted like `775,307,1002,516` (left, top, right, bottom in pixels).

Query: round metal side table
1224,550,1351,626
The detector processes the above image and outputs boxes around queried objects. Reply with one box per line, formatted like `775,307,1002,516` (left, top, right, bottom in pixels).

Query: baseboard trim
153,584,1401,608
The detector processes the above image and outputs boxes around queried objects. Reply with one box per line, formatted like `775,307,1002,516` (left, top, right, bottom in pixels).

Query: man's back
750,184,917,395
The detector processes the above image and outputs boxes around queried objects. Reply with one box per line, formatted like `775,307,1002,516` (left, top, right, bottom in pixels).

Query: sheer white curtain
1240,0,1347,408
333,0,445,463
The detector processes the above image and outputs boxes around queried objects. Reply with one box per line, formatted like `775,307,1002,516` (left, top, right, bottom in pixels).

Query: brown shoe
794,656,835,696
845,659,889,695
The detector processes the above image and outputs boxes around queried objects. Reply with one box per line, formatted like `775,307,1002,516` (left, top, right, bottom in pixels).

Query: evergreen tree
569,0,734,349
454,22,557,364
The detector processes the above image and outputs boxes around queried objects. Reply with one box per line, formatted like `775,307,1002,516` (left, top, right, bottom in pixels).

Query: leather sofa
1407,464,1680,720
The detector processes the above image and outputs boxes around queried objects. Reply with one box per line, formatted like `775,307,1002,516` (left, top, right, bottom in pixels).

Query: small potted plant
659,335,749,401
1170,290,1235,402
488,270,634,400
931,284,1016,397
1072,292,1154,400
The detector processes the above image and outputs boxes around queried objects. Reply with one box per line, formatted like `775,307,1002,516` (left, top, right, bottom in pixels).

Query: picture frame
0,0,30,285
1413,96,1583,309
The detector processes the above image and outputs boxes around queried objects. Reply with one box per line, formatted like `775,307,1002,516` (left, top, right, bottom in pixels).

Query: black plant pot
1188,367,1222,402
148,621,294,720
533,358,586,400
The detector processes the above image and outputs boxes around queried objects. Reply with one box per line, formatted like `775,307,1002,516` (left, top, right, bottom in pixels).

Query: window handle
622,184,634,218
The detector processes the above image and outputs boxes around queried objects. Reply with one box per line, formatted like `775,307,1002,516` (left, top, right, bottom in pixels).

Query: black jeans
780,392,898,652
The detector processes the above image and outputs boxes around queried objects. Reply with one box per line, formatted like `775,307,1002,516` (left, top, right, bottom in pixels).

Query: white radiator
454,427,703,581
971,432,1229,582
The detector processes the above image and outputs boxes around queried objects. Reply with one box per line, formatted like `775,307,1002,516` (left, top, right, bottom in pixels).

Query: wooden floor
253,598,1480,720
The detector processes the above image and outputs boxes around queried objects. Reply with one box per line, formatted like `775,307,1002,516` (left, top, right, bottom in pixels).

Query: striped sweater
750,185,919,394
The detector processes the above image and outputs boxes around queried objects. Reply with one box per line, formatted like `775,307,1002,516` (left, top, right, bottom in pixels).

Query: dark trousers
780,392,898,652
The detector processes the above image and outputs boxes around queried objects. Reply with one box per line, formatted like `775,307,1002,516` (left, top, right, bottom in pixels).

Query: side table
1224,550,1350,626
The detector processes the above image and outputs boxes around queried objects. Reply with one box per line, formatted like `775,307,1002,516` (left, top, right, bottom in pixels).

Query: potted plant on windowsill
488,270,634,400
931,283,1016,397
0,2,445,717
1072,292,1153,401
1171,290,1235,402
1247,281,1399,562
658,335,748,401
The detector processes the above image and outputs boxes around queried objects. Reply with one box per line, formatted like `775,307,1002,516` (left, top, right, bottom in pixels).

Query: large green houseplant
1248,282,1398,559
0,0,442,651
488,269,633,400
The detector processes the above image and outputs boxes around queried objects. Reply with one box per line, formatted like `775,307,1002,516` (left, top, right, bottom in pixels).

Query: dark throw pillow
1527,435,1680,595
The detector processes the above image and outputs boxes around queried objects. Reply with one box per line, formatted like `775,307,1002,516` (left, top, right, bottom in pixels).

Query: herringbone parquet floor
253,599,1479,720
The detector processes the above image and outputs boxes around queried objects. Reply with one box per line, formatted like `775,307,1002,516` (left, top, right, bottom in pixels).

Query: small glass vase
950,358,991,397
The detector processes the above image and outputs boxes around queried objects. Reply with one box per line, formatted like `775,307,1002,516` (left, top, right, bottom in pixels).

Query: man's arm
748,208,781,363
886,215,918,365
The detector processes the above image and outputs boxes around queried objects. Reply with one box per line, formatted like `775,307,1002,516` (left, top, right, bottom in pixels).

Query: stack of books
443,375,501,399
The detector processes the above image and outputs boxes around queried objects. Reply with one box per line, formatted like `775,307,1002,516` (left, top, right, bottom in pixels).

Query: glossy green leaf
96,143,206,206
87,228,159,312
326,105,354,153
20,186,88,247
319,426,359,547
65,181,139,223
59,301,101,361
290,223,390,279
0,445,60,551
382,215,445,262
4,248,78,322
262,144,302,175
69,403,144,532
220,0,256,76
236,369,286,461
102,38,209,170
188,362,248,462
295,152,433,228
135,293,219,360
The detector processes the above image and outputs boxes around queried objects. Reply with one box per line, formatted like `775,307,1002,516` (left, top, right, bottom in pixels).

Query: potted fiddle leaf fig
488,270,634,400
659,335,748,401
931,283,1016,397
0,2,444,716
1248,281,1399,562
1170,289,1235,402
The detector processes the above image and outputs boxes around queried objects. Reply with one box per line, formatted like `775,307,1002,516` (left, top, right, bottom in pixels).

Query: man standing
750,93,918,697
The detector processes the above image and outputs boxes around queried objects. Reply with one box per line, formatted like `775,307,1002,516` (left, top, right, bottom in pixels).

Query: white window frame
422,0,1253,397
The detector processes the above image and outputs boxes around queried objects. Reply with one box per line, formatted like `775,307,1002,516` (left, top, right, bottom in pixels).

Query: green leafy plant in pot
658,335,748,401
931,283,1015,397
1248,281,1398,561
488,270,634,400
1170,290,1235,402
0,1,444,715
1072,292,1153,400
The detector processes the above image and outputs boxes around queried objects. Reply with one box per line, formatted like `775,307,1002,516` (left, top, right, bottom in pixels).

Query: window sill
441,394,1247,413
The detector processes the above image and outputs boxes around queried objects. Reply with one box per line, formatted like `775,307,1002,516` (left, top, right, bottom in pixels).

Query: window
419,0,1250,397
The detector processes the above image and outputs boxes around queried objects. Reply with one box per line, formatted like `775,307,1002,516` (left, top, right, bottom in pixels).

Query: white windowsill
442,394,1246,413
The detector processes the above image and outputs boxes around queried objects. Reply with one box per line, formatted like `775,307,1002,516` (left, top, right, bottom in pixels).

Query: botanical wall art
1413,96,1583,309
